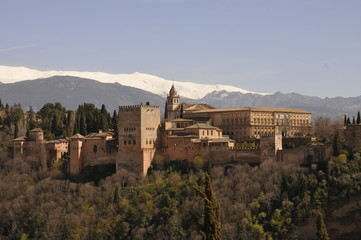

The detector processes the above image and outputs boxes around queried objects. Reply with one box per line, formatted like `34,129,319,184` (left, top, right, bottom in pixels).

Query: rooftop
69,133,85,139
192,107,311,114
185,123,220,130
30,128,44,132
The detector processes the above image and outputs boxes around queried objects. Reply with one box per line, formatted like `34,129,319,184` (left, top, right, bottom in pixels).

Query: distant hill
0,76,360,119
0,65,269,99
0,76,165,111
200,90,361,119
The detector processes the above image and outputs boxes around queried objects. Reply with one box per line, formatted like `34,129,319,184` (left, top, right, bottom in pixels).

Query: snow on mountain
0,65,270,99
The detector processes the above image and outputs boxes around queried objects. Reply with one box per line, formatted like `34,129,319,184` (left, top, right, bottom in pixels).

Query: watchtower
117,104,160,175
164,85,180,120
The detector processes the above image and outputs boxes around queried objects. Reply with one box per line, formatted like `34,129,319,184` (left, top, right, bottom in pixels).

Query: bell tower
165,85,180,120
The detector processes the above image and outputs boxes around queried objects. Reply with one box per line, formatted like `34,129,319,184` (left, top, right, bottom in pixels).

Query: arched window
93,145,97,153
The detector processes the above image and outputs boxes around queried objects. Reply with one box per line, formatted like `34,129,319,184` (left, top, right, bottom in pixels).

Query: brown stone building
13,128,67,166
12,85,317,176
68,132,117,176
117,104,160,176
184,107,312,141
164,85,311,142
162,122,235,161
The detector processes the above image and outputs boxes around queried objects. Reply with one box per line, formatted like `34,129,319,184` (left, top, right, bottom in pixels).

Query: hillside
292,194,361,239
0,72,361,118
0,76,165,111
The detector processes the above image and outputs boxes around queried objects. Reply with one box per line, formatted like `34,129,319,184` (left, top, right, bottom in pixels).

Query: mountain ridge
0,76,165,111
0,65,269,99
0,76,360,119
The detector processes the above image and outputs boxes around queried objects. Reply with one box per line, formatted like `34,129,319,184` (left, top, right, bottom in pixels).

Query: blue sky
1,0,360,98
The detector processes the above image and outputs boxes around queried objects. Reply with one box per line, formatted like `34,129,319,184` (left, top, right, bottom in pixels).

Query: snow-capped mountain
0,65,269,99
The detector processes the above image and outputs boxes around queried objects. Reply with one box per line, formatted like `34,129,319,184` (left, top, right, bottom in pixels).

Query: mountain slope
0,75,360,119
0,76,165,111
201,90,361,118
0,65,269,99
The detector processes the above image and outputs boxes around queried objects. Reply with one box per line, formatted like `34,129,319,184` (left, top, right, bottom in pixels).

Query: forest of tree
0,100,118,140
1,100,361,239
0,148,360,239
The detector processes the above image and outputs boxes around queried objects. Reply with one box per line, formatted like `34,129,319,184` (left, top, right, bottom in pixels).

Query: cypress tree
352,116,356,124
347,117,351,125
51,114,59,136
344,115,347,126
332,131,342,157
80,110,87,135
28,106,36,130
316,211,329,240
14,123,19,138
180,104,184,118
26,129,30,138
112,110,118,135
357,111,361,124
100,114,109,132
73,121,79,134
164,101,168,119
195,173,222,240
99,104,109,132
113,186,120,204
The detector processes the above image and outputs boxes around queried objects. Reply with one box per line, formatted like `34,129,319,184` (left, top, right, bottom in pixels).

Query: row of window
124,127,157,132
146,139,155,145
124,140,136,145
225,131,247,136
202,130,217,136
124,127,136,132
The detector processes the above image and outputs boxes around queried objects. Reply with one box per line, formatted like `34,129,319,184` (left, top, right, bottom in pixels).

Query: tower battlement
119,105,160,110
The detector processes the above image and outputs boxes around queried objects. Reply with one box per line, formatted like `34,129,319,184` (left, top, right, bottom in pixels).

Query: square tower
117,105,160,176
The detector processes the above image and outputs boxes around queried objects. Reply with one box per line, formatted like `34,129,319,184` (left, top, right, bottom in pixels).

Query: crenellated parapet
119,105,160,109
228,146,260,151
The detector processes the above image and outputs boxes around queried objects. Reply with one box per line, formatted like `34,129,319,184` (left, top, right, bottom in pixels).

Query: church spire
169,84,178,96
165,84,181,120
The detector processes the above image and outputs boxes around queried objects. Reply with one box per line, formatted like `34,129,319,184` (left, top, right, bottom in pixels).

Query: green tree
316,211,329,240
112,110,118,135
14,123,19,138
113,186,120,204
80,110,87,135
193,156,204,171
195,173,222,240
51,114,59,137
38,102,66,138
347,117,351,125
99,104,109,132
332,131,342,156
357,111,361,124
28,106,36,130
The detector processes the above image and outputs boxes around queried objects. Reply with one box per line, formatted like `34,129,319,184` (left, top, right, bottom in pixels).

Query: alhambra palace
13,85,358,176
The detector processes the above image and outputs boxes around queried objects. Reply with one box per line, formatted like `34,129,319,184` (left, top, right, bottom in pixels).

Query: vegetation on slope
1,150,360,240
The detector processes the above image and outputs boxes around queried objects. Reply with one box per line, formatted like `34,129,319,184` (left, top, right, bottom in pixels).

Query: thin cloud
0,45,35,53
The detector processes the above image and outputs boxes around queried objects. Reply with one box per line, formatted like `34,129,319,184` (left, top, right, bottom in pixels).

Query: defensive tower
164,85,180,120
117,105,160,175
